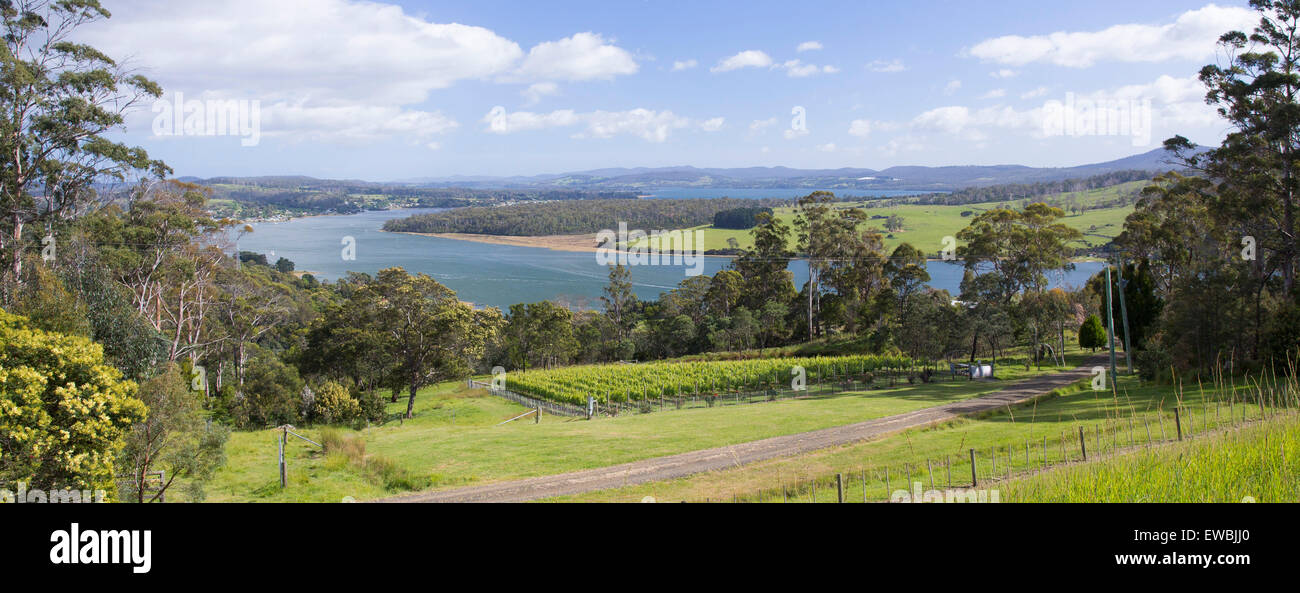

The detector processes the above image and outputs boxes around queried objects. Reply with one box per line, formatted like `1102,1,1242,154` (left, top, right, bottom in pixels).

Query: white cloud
944,80,963,95
822,65,840,74
521,82,559,106
483,107,710,142
991,69,1018,79
817,142,837,152
582,109,691,142
77,1,641,147
980,89,1007,99
968,4,1258,68
913,106,975,135
1020,86,1049,99
483,106,581,134
712,50,774,72
867,59,907,73
749,118,778,135
848,119,874,137
797,41,824,52
903,74,1218,143
783,127,809,140
515,32,638,81
672,59,698,71
268,101,459,144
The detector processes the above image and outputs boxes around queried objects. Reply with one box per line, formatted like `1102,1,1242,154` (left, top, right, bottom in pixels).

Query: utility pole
1104,265,1118,384
1115,256,1134,374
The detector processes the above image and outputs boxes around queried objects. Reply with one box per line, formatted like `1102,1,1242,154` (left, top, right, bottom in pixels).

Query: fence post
278,427,287,488
1174,407,1183,441
1079,426,1087,461
969,449,978,487
836,473,844,503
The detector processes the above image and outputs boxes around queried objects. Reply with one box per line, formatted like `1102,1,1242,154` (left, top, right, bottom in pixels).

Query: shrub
0,308,146,496
232,345,304,428
314,381,361,424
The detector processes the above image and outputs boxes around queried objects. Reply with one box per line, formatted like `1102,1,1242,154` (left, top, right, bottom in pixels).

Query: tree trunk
405,382,418,419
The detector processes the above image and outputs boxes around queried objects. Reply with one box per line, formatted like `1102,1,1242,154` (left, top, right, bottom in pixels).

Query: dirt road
382,358,1104,503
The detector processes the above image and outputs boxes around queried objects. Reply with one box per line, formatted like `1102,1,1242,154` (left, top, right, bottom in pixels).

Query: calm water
643,188,930,200
236,208,1102,310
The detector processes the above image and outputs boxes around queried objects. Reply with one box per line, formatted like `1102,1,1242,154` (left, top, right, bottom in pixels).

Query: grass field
198,351,1094,502
631,181,1142,255
546,370,1292,502
1000,411,1299,503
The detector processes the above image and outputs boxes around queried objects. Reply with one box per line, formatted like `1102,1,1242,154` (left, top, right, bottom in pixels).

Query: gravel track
382,358,1104,503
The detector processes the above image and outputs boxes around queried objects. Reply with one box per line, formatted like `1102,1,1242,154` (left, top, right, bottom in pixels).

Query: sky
76,0,1254,181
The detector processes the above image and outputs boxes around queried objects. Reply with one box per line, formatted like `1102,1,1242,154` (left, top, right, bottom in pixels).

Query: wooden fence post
836,474,844,503
278,426,287,488
1079,426,1087,461
1174,407,1183,441
969,449,978,487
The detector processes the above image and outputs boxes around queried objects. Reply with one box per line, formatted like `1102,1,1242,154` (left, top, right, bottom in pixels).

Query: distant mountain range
394,146,1199,192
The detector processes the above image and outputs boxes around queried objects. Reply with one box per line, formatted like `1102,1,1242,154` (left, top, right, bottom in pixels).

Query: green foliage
231,344,305,428
507,353,915,406
503,301,577,371
384,198,784,236
1079,315,1106,351
0,0,168,292
713,206,774,230
118,363,229,502
313,381,361,425
0,308,146,496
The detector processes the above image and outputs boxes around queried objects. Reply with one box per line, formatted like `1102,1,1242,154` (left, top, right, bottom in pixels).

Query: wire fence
649,381,1300,503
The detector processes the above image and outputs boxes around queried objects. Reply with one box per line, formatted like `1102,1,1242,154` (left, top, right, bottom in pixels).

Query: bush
0,308,146,495
313,381,361,424
1079,315,1106,352
232,345,304,428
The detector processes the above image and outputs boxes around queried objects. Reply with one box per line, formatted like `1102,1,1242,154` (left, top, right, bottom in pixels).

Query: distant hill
397,146,1201,192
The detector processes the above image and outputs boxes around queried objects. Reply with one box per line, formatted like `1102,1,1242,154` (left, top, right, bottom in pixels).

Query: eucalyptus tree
0,0,169,300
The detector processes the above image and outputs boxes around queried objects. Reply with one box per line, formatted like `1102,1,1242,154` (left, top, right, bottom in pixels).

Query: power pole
1115,256,1134,374
1104,266,1118,384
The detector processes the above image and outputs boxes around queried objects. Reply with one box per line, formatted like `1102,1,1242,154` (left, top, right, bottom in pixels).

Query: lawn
199,351,1095,502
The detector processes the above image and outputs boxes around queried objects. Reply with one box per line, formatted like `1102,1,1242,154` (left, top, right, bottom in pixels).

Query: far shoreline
386,230,1102,264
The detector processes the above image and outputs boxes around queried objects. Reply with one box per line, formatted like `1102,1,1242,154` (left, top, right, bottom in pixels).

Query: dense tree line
904,170,1156,207
383,198,787,236
713,206,774,229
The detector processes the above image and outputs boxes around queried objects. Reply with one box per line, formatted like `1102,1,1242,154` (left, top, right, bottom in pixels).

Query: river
235,208,1103,310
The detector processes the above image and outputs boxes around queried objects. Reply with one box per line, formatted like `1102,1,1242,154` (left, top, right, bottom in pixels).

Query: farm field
198,352,1093,502
630,181,1143,254
505,353,917,407
545,371,1292,502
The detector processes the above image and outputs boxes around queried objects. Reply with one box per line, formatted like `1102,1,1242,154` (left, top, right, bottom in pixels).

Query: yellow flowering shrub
0,308,146,498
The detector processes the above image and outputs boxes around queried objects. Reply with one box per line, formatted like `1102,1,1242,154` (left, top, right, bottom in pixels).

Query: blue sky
80,0,1253,180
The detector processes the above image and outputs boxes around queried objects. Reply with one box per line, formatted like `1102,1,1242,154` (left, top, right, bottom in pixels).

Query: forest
382,197,788,236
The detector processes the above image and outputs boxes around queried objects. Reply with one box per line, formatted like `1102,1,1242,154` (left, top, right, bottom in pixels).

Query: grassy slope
1001,411,1300,503
202,352,1093,502
632,181,1142,254
547,372,1287,502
